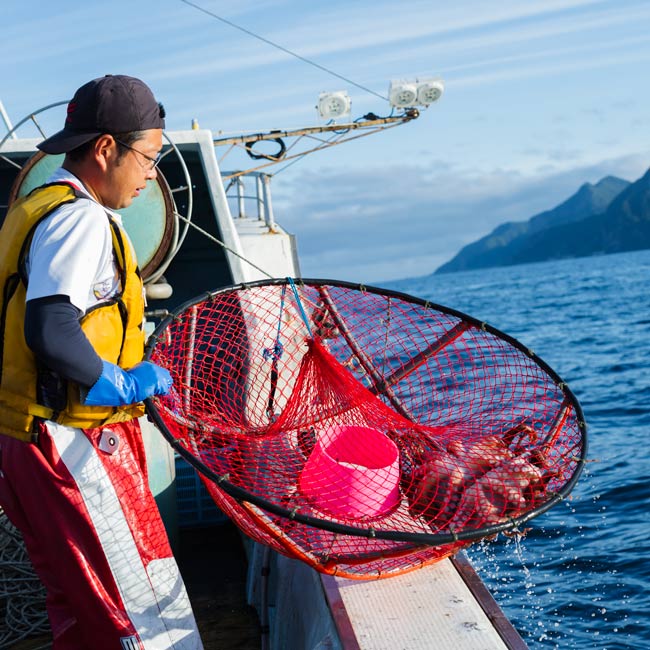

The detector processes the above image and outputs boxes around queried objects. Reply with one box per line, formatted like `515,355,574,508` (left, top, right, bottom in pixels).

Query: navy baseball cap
38,75,165,154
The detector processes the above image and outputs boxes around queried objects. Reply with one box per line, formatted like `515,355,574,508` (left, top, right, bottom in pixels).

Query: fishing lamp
416,78,445,105
389,78,444,108
388,80,418,108
317,91,351,120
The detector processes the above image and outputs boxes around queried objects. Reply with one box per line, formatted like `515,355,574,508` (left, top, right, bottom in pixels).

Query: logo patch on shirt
93,278,114,300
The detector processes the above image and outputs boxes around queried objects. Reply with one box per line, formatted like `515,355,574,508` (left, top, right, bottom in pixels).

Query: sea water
385,249,650,650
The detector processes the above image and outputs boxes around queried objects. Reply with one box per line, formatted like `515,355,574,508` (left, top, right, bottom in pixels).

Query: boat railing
222,170,276,231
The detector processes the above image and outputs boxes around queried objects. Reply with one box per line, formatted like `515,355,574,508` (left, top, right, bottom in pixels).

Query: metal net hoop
146,279,586,579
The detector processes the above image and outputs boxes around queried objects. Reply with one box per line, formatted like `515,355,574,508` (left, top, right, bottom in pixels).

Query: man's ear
94,134,117,171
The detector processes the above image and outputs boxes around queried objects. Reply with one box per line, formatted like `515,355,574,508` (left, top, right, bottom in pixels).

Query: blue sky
2,0,650,282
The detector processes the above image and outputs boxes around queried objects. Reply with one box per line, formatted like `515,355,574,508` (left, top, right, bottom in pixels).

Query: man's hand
82,361,172,406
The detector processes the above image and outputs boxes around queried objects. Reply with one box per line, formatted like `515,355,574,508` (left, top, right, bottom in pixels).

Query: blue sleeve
24,295,104,388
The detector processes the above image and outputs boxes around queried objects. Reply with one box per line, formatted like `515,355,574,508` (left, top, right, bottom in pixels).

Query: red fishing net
146,279,586,579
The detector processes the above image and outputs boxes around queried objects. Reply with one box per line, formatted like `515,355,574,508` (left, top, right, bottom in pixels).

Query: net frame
144,278,587,575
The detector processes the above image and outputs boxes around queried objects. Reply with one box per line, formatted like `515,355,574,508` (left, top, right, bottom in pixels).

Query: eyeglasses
113,138,162,171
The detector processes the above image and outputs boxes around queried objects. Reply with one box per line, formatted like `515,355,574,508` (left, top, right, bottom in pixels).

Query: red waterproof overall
0,419,202,650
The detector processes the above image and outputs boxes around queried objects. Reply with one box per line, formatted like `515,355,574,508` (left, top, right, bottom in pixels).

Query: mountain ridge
435,174,638,274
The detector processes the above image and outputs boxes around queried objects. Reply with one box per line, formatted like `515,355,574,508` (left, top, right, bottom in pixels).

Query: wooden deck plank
329,558,512,650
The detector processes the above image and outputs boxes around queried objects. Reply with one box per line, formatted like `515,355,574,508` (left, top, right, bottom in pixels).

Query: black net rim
144,277,588,545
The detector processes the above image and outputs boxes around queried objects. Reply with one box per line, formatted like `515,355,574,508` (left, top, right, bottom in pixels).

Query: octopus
403,424,558,530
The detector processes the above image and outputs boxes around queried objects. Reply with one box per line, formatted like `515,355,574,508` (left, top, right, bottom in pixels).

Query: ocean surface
385,249,650,650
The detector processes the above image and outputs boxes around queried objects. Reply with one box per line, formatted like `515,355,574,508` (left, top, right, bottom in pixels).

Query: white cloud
142,0,634,91
274,152,648,282
452,47,650,89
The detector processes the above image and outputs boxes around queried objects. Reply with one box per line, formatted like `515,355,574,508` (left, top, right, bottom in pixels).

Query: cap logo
65,101,77,125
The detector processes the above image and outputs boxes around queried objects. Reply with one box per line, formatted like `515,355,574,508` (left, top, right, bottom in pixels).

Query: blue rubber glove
83,360,173,406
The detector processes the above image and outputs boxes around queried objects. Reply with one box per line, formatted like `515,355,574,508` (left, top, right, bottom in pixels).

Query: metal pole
213,110,419,147
184,306,197,413
0,100,17,140
255,174,265,222
262,175,276,231
236,177,245,218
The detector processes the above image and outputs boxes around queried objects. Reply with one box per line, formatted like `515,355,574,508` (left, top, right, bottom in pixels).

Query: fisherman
0,75,203,649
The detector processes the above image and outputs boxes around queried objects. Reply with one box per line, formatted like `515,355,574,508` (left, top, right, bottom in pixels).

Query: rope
0,508,50,648
176,213,276,279
263,284,287,420
287,277,313,337
264,283,287,362
179,0,388,102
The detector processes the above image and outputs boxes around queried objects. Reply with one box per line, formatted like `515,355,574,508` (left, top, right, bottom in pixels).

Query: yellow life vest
0,182,146,442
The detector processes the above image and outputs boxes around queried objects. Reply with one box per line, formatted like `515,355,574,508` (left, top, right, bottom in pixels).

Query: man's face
103,129,163,210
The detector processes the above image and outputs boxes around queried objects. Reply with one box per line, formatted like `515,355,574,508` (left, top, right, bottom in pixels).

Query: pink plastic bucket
299,424,401,519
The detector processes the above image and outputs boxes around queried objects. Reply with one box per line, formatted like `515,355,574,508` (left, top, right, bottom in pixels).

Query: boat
0,94,532,650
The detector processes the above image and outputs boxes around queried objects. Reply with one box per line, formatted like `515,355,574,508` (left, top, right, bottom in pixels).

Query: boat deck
177,524,261,650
